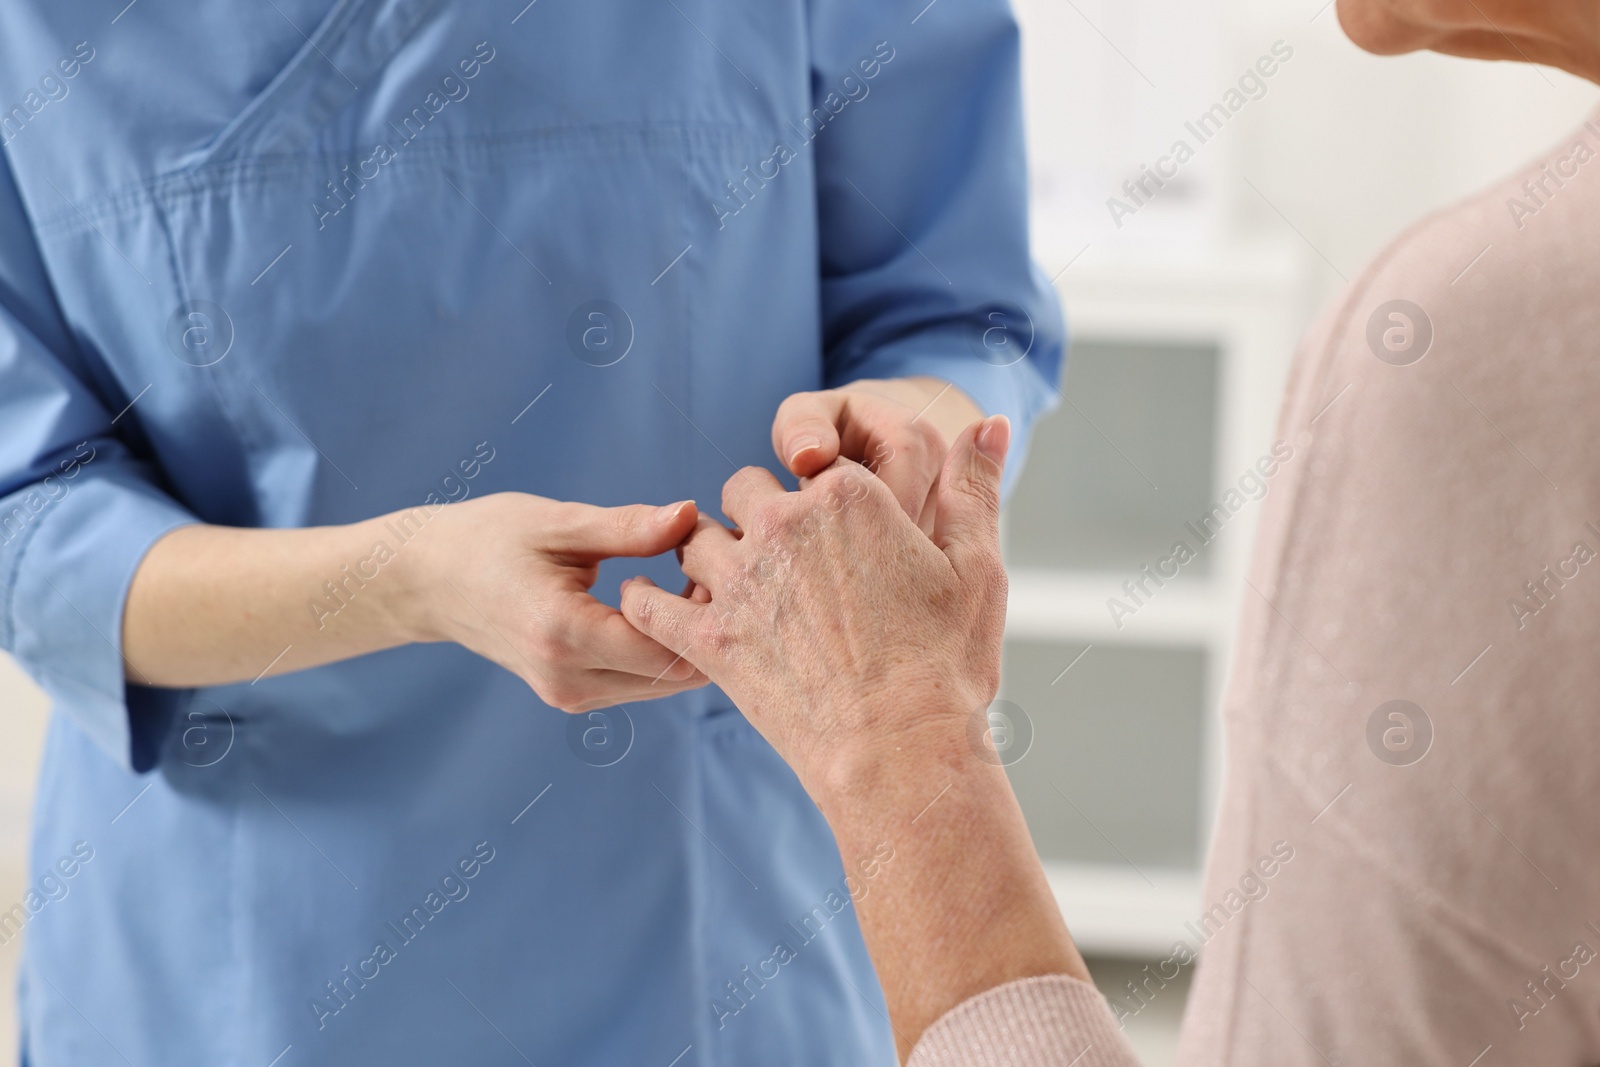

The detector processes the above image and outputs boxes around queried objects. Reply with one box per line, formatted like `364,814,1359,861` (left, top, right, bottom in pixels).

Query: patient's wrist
816,732,1091,1056
810,700,991,839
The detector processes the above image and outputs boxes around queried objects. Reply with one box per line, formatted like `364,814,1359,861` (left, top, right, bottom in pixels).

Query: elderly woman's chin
1336,0,1600,79
1334,0,1436,56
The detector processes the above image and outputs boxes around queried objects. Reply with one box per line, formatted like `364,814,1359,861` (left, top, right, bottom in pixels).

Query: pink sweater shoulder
906,975,1143,1067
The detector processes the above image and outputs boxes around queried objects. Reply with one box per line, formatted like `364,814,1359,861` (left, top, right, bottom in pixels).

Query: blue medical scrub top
0,2,1061,1064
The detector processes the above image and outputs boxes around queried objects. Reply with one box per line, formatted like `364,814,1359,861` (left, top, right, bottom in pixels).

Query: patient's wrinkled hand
622,417,1011,804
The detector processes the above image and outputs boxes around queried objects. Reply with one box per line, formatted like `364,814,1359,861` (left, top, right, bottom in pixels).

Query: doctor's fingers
530,666,703,713
772,390,846,477
851,420,944,531
676,517,741,594
560,668,708,713
568,597,703,681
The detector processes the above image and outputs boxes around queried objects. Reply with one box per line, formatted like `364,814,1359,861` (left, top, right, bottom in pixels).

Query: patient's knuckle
981,554,1008,597
960,552,1008,612
856,476,900,520
811,464,852,495
750,544,790,583
796,497,834,539
747,499,792,543
731,465,766,489
817,482,849,516
701,611,737,656
724,465,765,506
629,590,654,627
814,466,866,511
635,595,681,642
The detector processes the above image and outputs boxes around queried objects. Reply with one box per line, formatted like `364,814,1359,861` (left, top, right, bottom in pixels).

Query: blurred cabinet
1000,240,1307,955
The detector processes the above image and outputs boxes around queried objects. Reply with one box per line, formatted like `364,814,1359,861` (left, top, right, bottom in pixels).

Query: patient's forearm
818,733,1090,1062
123,517,420,687
618,419,1087,1056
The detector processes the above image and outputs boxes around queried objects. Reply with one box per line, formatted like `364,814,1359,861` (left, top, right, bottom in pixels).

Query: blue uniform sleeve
808,0,1064,495
0,154,195,773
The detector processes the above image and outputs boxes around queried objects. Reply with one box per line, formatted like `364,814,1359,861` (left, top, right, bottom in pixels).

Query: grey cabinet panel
1001,639,1207,870
1006,341,1219,573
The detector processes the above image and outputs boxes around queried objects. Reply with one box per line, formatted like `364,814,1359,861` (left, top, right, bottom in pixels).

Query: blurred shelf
1007,569,1235,645
1044,863,1203,957
1042,237,1309,295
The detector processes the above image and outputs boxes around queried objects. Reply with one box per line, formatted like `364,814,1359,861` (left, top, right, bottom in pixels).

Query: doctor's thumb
931,416,1008,564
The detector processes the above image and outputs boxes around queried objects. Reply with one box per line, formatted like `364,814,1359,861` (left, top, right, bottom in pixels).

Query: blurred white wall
0,656,48,1056
1016,0,1600,309
0,659,47,859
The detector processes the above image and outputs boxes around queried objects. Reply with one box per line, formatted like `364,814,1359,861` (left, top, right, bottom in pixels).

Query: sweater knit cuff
906,974,1143,1067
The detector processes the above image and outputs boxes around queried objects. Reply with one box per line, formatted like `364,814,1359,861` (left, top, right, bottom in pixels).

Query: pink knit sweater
911,104,1600,1067
908,976,1140,1067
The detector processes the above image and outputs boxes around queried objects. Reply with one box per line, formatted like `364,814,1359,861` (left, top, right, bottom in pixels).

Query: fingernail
658,500,693,522
975,416,1011,464
789,435,822,465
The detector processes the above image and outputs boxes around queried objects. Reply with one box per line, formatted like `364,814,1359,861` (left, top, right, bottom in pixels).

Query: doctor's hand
398,492,708,712
623,417,1009,800
125,491,708,707
771,377,982,535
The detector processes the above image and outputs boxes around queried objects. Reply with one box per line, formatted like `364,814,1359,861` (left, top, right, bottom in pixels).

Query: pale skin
120,376,980,711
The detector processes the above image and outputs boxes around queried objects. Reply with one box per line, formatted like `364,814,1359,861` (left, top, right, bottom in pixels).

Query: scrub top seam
679,121,716,1067
29,124,775,239
146,165,274,506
